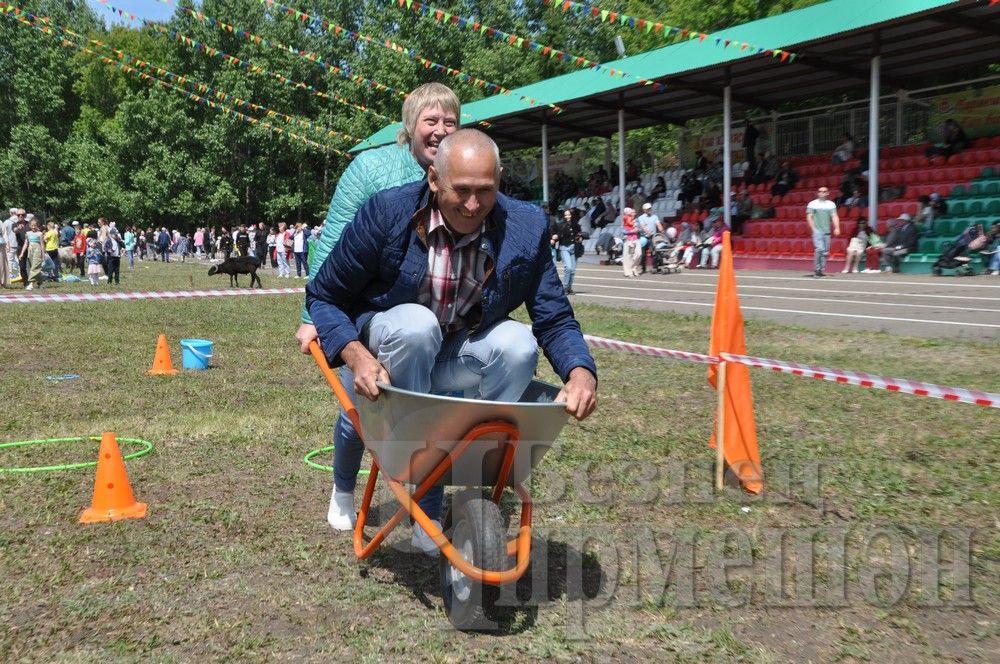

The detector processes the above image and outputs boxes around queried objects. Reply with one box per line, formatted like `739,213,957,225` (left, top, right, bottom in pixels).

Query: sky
86,0,179,27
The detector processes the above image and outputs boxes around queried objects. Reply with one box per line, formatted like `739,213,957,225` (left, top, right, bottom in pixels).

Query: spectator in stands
701,179,722,210
680,224,702,268
842,222,869,273
649,176,667,202
625,160,640,186
831,133,855,165
771,162,799,198
743,119,760,172
629,185,647,212
925,118,969,161
698,218,725,269
587,197,607,229
912,195,937,235
693,151,709,174
929,192,948,217
806,185,840,278
600,200,617,228
837,171,862,207
881,213,918,273
864,223,886,273
678,172,702,207
730,190,753,235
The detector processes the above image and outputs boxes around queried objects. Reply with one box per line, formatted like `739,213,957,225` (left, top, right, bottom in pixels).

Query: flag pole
715,360,727,490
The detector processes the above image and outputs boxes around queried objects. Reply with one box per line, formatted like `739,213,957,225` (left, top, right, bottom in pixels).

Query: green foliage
0,0,821,228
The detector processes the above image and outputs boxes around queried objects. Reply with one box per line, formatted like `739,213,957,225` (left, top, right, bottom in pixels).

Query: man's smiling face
428,142,498,237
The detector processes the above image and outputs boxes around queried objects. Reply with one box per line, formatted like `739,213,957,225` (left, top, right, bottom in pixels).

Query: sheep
58,246,76,272
208,256,263,288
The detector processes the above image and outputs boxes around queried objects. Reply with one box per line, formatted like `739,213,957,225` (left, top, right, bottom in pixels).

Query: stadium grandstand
355,0,1000,275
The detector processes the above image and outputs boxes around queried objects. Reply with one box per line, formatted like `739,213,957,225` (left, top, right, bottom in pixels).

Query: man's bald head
433,128,502,182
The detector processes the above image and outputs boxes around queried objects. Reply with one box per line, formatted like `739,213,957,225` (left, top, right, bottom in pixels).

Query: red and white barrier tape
585,335,997,408
4,290,993,408
0,287,301,304
720,352,999,409
584,334,719,365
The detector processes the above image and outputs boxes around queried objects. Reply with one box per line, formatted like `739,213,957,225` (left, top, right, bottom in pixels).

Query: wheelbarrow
309,341,570,630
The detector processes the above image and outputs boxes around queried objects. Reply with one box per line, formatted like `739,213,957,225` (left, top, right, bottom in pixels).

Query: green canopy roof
354,0,998,151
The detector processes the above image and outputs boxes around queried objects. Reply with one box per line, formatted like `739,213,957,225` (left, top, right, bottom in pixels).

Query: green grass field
1,260,997,662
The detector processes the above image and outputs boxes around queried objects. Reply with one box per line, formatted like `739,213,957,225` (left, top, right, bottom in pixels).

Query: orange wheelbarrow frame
309,340,533,586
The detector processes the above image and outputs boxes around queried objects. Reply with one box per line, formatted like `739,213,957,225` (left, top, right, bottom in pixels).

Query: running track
566,263,1000,341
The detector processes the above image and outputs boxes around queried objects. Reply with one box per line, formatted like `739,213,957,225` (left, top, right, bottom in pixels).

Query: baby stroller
651,233,683,274
932,226,986,276
606,236,624,265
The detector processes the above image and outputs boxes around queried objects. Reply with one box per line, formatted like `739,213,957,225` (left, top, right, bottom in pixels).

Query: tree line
0,0,821,230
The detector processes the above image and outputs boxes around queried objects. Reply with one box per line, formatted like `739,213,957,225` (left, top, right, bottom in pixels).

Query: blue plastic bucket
180,338,213,370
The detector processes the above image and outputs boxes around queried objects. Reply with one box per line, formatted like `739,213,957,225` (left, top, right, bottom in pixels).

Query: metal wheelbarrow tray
309,341,570,630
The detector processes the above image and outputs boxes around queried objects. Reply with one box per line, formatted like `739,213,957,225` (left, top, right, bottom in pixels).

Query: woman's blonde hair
396,83,461,146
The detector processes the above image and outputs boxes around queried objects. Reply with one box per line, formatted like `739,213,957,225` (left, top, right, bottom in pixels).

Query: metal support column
618,108,626,218
868,54,881,229
723,83,732,230
541,123,550,205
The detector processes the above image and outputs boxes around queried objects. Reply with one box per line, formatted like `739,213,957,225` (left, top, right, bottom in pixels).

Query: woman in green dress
19,218,44,290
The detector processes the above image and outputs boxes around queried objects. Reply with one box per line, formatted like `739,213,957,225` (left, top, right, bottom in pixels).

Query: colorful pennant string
10,7,369,146
253,0,563,112
94,2,406,119
94,0,403,116
1,4,346,155
392,0,665,91
99,0,491,127
541,0,799,64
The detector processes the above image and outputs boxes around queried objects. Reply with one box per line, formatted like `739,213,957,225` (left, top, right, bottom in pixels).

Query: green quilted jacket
301,144,424,324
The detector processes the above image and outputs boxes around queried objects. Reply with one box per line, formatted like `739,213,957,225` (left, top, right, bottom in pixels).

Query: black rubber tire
440,494,508,631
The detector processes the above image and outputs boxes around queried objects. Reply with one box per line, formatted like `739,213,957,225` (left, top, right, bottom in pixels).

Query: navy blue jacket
306,180,597,383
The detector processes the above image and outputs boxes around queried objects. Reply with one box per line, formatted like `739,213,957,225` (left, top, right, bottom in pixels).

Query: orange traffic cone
145,334,178,376
79,432,148,524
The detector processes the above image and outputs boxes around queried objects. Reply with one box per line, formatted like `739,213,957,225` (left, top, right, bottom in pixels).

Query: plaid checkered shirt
419,207,486,332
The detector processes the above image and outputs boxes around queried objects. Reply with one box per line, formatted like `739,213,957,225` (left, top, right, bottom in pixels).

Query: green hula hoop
303,445,370,475
0,436,154,473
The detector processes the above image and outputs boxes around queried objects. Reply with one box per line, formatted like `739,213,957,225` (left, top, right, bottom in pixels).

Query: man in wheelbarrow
306,129,598,554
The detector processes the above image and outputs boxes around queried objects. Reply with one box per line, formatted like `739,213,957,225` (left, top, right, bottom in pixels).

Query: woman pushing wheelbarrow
304,129,598,629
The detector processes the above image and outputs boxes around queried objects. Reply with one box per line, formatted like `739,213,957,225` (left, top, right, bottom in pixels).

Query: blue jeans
989,252,999,271
126,249,135,269
558,244,576,291
294,252,307,277
332,303,538,521
812,230,831,273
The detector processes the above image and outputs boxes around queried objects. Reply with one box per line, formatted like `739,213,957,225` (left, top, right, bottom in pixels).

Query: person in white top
806,186,841,277
292,223,308,278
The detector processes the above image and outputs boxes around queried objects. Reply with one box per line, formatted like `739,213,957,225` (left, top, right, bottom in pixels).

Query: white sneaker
840,268,849,273
411,519,442,557
326,490,356,531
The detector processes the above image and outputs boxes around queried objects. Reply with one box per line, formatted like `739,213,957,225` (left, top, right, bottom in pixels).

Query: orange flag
707,231,764,493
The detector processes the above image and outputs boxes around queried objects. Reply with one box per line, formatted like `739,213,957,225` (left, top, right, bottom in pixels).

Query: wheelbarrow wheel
440,495,509,631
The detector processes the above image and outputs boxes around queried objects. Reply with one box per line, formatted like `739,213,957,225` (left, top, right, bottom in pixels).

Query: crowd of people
0,211,327,289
